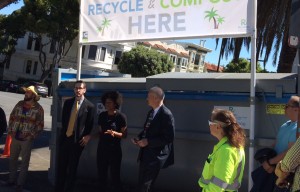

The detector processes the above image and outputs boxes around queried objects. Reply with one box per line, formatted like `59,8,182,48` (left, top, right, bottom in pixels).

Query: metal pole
76,0,83,80
248,0,257,190
76,44,82,80
297,49,300,139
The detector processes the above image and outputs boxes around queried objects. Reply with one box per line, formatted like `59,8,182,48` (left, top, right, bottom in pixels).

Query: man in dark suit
56,80,95,192
132,86,175,192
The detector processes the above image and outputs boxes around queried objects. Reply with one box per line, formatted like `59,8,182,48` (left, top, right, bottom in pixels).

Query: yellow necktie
66,101,79,137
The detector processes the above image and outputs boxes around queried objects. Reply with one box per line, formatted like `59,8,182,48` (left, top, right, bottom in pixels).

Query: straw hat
22,86,40,101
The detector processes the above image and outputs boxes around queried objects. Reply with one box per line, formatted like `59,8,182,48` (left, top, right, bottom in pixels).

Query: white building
1,32,212,82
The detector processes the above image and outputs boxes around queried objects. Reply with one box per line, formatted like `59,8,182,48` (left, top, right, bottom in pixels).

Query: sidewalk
0,133,171,192
0,133,54,192
0,134,134,192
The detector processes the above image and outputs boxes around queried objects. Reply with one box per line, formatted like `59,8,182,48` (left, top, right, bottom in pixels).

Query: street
0,91,52,131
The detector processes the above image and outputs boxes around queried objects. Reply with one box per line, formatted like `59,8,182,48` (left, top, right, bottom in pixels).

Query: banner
80,0,254,43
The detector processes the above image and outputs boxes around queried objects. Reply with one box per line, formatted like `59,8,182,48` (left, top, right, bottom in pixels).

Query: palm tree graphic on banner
204,7,225,29
97,17,112,36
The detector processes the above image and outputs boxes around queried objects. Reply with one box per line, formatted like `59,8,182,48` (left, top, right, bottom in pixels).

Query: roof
205,62,224,72
175,42,212,53
0,0,17,9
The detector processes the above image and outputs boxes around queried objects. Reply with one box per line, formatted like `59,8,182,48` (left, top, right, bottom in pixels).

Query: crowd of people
0,80,300,192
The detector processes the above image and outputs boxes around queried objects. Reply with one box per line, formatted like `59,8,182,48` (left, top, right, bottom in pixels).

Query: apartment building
1,32,216,81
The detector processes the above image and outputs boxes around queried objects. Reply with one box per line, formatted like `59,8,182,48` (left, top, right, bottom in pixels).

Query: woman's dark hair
101,91,123,109
212,109,246,148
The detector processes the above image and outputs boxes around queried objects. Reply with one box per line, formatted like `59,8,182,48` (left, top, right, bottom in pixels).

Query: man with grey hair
132,86,175,192
251,95,299,191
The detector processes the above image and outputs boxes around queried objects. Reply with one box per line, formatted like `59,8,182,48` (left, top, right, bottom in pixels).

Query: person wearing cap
6,85,44,192
198,109,246,192
56,80,95,192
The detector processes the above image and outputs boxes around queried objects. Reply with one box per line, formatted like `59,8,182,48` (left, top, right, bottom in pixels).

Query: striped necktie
66,101,79,137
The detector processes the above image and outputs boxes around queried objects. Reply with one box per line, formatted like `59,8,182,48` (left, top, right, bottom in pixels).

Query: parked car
19,81,49,97
0,80,19,92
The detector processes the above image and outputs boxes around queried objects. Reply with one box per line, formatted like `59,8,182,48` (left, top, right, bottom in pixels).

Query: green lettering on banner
266,104,285,115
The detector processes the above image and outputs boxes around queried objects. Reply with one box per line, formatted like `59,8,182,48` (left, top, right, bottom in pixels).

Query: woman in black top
97,91,127,192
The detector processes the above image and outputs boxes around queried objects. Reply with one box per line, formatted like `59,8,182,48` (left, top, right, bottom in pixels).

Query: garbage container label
266,104,285,115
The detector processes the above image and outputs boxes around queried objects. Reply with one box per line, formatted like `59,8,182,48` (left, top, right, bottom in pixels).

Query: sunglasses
285,104,298,109
208,120,218,126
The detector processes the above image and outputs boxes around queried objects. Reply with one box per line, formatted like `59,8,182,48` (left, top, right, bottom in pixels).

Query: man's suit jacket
138,105,175,169
60,97,95,144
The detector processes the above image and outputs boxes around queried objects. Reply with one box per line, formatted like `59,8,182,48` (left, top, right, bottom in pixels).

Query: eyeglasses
208,120,218,126
285,104,298,109
74,87,85,90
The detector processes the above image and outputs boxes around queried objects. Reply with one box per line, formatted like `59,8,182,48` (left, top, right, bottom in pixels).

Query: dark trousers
137,161,161,192
97,144,122,192
55,137,84,192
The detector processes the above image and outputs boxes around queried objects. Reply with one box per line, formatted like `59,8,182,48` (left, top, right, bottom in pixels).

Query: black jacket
138,105,175,169
60,97,95,143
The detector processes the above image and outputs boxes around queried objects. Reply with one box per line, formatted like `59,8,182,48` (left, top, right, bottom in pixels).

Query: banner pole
248,0,257,190
76,0,83,80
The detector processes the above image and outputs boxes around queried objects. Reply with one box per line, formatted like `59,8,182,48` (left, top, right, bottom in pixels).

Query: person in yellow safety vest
198,109,246,192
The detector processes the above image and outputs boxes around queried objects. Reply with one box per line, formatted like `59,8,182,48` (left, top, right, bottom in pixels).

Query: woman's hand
104,129,116,137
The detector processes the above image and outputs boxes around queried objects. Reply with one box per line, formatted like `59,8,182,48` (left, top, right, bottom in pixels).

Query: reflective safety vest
198,137,245,192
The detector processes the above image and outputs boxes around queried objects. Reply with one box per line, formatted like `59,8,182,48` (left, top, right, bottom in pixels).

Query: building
1,32,136,81
1,31,216,82
139,41,212,73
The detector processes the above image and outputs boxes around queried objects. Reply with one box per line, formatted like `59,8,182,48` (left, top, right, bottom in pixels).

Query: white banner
80,0,254,43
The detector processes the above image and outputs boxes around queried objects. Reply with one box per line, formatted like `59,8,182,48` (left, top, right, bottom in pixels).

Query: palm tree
98,17,111,36
216,16,225,29
216,0,297,73
204,7,219,29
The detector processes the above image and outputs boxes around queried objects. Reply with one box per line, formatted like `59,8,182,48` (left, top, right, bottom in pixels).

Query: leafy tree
216,0,295,73
21,0,79,82
118,45,174,77
0,11,26,79
224,58,265,73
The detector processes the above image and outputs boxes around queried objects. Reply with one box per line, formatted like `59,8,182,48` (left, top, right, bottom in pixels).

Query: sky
0,1,278,72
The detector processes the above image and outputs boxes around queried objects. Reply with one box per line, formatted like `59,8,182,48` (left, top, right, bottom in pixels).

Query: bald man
132,86,175,192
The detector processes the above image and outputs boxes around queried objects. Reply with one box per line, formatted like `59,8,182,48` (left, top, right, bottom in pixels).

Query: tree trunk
277,35,297,73
277,0,297,73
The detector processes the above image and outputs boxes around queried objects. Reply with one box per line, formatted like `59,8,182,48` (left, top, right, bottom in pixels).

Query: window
100,47,106,61
195,54,200,65
190,52,196,63
88,45,97,60
200,55,205,66
170,55,177,64
114,51,122,64
177,58,182,66
50,40,56,53
27,36,33,50
33,61,38,75
82,45,86,58
26,60,32,74
182,58,188,67
34,39,41,51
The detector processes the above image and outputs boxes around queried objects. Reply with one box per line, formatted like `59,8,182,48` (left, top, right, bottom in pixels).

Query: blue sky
0,1,277,72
